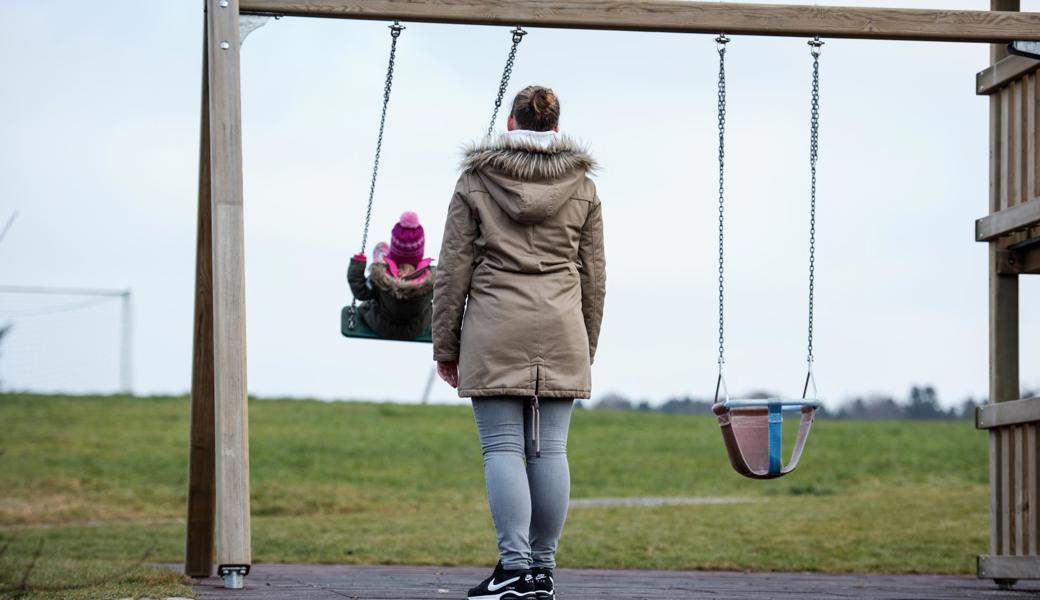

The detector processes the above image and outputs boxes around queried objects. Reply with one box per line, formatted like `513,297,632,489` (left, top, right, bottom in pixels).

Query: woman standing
433,86,606,600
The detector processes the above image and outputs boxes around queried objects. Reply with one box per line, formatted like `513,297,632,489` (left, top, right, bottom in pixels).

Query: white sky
0,0,1037,406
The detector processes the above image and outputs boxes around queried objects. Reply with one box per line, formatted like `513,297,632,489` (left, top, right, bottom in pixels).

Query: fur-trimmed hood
461,133,596,180
460,133,597,225
368,262,436,299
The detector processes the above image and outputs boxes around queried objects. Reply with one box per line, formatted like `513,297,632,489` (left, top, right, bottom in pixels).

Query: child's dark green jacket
347,256,435,339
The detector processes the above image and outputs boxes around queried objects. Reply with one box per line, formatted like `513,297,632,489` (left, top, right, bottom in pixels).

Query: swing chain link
360,20,404,256
806,36,822,366
715,34,729,369
351,20,405,328
487,26,527,139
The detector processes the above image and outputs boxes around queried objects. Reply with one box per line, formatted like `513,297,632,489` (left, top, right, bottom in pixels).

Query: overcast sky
1,0,1037,406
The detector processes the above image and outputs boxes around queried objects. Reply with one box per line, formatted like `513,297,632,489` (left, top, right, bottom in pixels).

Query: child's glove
372,241,390,264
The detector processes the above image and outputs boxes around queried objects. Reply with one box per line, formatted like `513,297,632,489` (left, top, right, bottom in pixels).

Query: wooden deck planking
180,564,1040,599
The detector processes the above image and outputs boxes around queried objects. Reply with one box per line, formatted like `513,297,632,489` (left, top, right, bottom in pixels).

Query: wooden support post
206,0,251,586
989,0,1021,405
985,0,1022,584
185,17,217,579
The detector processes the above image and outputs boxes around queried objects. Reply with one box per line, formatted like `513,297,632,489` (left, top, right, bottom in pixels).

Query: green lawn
0,393,989,599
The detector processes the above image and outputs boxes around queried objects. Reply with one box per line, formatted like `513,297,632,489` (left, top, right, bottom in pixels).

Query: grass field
0,393,989,599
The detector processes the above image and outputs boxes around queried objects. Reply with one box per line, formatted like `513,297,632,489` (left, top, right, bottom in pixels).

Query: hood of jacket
368,262,436,300
461,133,597,225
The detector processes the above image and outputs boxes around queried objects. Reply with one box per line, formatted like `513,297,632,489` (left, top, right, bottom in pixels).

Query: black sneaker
530,567,554,599
467,562,535,600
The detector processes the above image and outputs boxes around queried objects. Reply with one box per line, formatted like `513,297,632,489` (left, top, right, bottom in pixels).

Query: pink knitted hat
389,211,425,267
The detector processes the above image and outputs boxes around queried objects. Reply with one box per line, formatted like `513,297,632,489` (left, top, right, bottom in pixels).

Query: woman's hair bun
531,89,549,115
510,85,560,132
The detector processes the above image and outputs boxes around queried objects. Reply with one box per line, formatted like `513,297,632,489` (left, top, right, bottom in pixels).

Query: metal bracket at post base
217,564,250,589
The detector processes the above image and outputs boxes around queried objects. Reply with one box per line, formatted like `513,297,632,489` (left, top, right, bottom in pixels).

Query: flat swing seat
340,305,432,344
712,397,821,480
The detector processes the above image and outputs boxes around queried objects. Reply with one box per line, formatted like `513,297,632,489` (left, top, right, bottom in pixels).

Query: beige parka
433,133,606,399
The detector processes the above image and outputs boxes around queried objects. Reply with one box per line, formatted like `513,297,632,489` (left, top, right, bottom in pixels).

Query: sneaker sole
468,592,535,600
535,592,554,600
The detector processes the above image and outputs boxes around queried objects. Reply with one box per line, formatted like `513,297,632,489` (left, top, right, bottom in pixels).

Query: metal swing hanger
710,35,825,480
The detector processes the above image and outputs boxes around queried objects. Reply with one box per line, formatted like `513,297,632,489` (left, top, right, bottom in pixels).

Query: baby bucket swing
710,35,824,480
340,22,528,343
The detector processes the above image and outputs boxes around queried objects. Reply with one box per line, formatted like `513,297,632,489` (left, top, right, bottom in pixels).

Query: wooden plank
1027,74,1036,200
975,196,1040,241
1035,76,1040,199
1016,425,1025,552
991,430,1003,555
977,55,1040,95
1012,80,1024,206
1027,73,1035,199
185,18,217,579
206,0,251,570
1028,424,1036,555
978,397,1040,429
1003,427,1012,554
990,89,1002,221
978,554,1040,579
1002,87,1012,210
239,0,1040,43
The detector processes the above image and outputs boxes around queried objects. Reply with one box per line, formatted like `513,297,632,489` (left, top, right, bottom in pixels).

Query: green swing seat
340,305,432,344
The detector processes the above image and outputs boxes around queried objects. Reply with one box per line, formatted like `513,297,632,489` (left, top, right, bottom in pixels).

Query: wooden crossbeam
239,0,1040,42
976,196,1040,241
978,54,1040,95
997,247,1040,275
977,397,1040,429
978,555,1040,579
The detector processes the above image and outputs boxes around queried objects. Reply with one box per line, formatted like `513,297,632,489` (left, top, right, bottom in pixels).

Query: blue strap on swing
767,402,783,475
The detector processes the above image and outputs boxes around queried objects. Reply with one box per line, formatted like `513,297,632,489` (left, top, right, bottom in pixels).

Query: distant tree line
589,385,1039,420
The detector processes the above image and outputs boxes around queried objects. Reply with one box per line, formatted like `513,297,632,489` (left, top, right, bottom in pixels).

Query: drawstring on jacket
531,395,541,457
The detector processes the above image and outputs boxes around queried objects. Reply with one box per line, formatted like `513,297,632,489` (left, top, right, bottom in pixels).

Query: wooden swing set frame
187,0,1040,589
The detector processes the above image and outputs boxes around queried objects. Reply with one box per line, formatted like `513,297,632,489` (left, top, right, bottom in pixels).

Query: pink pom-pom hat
389,211,425,267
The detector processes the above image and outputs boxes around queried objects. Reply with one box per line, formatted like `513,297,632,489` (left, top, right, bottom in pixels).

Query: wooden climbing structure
184,0,1040,589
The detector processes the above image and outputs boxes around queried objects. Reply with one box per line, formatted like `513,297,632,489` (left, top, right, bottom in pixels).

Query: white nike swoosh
486,576,520,591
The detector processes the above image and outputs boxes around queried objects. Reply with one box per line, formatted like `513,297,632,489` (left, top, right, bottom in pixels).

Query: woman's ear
506,114,516,131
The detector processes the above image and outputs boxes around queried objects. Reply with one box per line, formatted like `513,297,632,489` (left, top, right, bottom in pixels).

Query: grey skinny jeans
472,396,574,570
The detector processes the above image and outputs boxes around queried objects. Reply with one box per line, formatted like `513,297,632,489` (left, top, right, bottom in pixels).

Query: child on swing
347,211,436,340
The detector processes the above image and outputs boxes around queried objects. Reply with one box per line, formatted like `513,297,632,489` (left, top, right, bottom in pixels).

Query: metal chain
806,36,823,366
351,21,404,326
360,21,405,256
486,26,527,139
715,34,729,368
